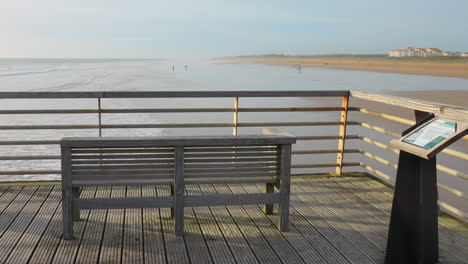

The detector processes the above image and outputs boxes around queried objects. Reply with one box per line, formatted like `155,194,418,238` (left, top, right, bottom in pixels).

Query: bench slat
186,177,277,184
76,196,174,209
185,167,278,174
72,164,174,170
72,148,174,154
72,169,174,176
72,174,174,181
72,179,174,187
184,147,277,153
184,193,279,207
71,154,174,159
72,159,174,165
184,157,278,163
184,162,278,169
184,152,278,158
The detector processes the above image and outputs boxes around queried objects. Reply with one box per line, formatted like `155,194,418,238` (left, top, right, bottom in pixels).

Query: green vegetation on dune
229,54,468,64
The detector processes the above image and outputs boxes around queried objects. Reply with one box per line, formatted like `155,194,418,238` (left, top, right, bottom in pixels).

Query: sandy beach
220,56,468,79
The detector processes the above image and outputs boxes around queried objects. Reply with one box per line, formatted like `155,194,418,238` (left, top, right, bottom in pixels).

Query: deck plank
28,200,65,264
122,186,144,264
288,183,375,264
99,186,125,264
0,175,466,264
0,186,52,263
295,178,386,263
75,186,111,264
141,186,167,264
157,185,190,264
0,186,37,238
200,184,259,264
333,176,468,264
227,184,305,264
6,185,61,264
0,186,23,217
247,184,340,264
330,176,465,264
51,187,97,264
314,177,389,248
356,176,468,263
356,176,468,240
0,185,10,199
185,184,236,264
181,187,213,264
214,185,282,264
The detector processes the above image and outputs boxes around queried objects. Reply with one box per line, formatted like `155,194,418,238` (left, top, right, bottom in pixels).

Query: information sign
391,116,468,159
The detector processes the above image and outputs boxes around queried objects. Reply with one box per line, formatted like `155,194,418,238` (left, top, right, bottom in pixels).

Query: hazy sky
1,0,467,58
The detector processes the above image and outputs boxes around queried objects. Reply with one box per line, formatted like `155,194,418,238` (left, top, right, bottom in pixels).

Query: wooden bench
60,135,296,239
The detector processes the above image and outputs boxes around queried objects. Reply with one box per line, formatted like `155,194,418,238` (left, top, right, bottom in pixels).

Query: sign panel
391,116,468,159
403,120,456,149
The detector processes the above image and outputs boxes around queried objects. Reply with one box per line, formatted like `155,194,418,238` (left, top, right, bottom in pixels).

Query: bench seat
61,135,295,239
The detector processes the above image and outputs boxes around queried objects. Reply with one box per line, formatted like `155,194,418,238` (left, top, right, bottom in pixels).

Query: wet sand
220,56,468,79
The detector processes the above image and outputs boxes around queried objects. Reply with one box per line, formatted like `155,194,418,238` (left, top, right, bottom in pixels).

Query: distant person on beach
185,65,188,70
172,65,175,71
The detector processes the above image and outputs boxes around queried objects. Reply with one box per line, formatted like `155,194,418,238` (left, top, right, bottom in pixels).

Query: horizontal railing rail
0,90,350,98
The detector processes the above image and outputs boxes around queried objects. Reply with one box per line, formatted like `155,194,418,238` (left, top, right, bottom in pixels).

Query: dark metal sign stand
385,151,438,263
385,113,468,264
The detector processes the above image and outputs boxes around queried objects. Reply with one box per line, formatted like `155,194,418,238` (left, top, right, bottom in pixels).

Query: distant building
388,47,464,57
388,49,406,57
425,48,443,56
462,52,468,57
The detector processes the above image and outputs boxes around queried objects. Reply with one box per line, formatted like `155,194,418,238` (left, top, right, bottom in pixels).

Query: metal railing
0,90,466,221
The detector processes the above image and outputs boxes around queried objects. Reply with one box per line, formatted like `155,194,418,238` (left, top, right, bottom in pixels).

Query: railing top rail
351,90,468,121
0,90,349,99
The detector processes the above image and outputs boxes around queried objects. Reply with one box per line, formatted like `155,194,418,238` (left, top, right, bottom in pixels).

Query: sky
0,0,467,58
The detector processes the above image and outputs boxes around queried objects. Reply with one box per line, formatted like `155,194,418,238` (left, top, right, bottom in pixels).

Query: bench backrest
61,135,296,187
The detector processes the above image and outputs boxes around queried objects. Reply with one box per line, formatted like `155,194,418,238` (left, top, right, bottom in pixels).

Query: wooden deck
0,174,466,264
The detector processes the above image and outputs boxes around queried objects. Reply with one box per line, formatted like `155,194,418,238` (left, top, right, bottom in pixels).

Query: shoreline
218,56,468,79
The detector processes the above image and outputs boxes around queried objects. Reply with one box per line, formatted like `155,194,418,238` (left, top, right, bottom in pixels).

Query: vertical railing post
232,97,239,135
335,95,349,176
97,98,102,137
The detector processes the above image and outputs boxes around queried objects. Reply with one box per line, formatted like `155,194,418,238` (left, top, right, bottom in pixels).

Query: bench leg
62,187,74,240
72,187,80,221
170,184,175,219
264,183,274,215
278,144,291,232
174,146,185,236
278,181,290,232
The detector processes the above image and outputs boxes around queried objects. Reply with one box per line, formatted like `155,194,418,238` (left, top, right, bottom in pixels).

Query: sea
0,58,467,213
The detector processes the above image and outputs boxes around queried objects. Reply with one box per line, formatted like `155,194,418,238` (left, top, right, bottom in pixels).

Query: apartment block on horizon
387,47,464,57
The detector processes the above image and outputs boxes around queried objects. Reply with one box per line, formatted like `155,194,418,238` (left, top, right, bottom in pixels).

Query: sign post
385,115,468,264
